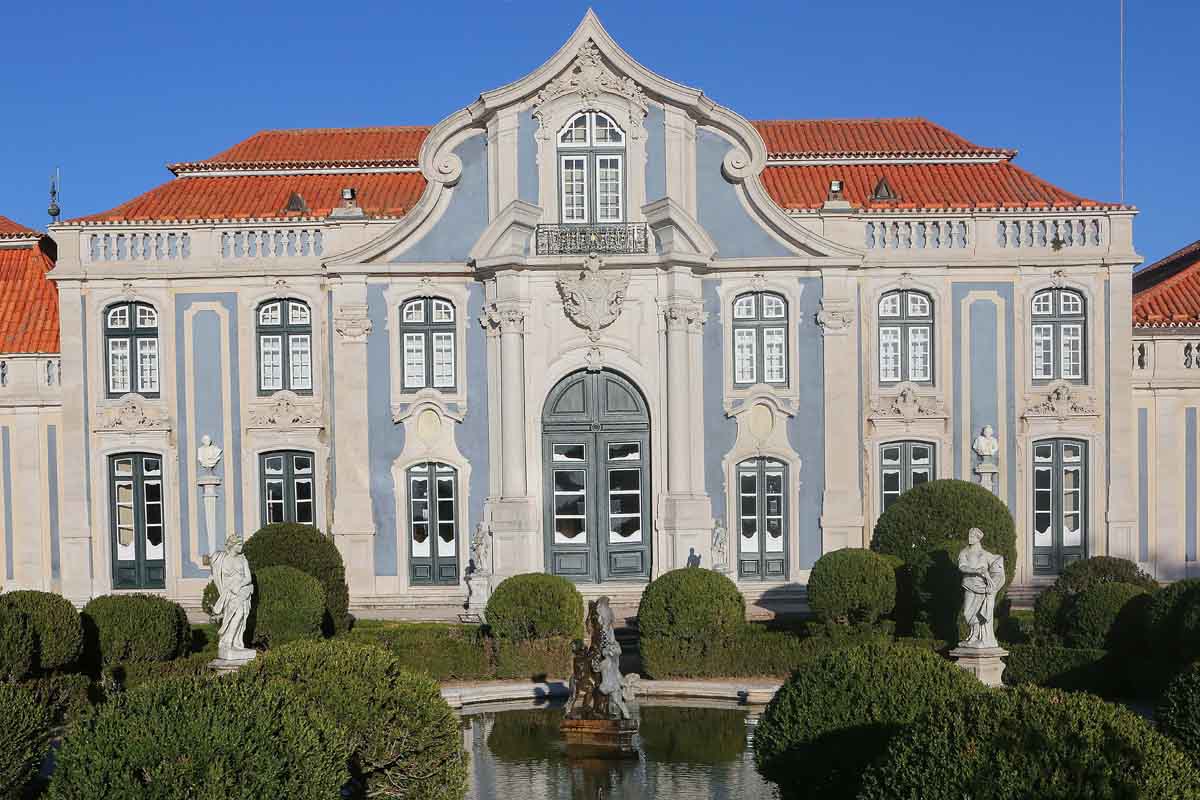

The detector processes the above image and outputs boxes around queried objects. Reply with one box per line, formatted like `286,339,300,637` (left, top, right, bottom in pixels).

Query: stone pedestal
950,646,1008,687
974,462,999,496
209,653,255,675
197,475,221,549
464,571,492,621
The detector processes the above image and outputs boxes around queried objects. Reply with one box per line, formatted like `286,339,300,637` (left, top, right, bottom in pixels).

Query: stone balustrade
864,219,970,251
87,231,191,262
220,228,325,261
995,217,1104,250
79,224,339,267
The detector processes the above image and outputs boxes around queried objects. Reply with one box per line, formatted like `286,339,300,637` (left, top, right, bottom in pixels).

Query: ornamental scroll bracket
557,252,631,344
1022,380,1099,426
868,383,948,425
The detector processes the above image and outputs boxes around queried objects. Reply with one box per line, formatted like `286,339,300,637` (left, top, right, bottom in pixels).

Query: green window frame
879,441,936,512
1032,438,1088,575
556,111,627,224
259,450,315,526
408,461,459,585
878,290,934,385
732,291,789,388
1031,289,1086,384
399,297,457,393
256,299,313,395
109,452,166,589
104,301,160,398
735,457,788,580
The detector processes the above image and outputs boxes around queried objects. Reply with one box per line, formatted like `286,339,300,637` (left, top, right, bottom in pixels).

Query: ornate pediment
94,395,171,433
247,392,323,431
557,253,630,343
533,40,648,124
869,384,947,424
1023,381,1098,422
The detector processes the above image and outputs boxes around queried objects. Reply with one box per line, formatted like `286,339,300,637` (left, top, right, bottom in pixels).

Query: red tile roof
169,126,429,173
1133,240,1200,328
0,237,59,353
754,118,1012,159
0,215,39,239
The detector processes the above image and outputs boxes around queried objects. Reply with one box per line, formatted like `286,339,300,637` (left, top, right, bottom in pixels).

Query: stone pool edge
441,679,782,709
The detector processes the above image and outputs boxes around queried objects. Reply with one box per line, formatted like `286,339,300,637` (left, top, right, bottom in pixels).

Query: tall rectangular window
403,333,426,389
1032,439,1088,574
289,335,312,391
596,156,623,222
432,332,455,388
763,328,786,383
734,328,756,384
735,457,788,580
400,297,457,393
880,442,936,512
561,157,588,223
109,453,166,589
108,339,130,394
878,291,934,384
908,327,931,382
260,451,316,526
1031,289,1087,383
105,302,159,399
408,462,459,585
732,292,789,388
256,299,313,394
879,327,901,382
260,336,283,391
1032,325,1054,380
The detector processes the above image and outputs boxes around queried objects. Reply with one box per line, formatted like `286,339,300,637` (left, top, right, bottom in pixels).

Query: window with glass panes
878,290,933,384
732,292,788,387
735,457,787,580
1031,289,1086,383
105,302,160,398
259,451,315,525
557,111,625,224
256,299,312,394
407,462,459,585
399,297,456,392
879,441,936,512
109,453,166,589
1032,439,1087,574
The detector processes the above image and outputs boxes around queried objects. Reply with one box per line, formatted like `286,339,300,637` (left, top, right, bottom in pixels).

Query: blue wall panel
461,284,490,536
695,129,791,259
391,135,488,263
701,281,736,523
518,110,539,206
644,105,666,203
367,285,402,576
789,277,825,568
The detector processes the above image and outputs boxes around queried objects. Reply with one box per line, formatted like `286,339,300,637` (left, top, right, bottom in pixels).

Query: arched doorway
542,369,651,582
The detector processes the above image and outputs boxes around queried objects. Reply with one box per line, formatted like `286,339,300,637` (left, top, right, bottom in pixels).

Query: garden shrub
858,685,1200,799
244,639,467,800
348,621,491,681
485,573,584,641
995,609,1035,645
871,479,1015,636
642,624,808,679
46,675,349,800
806,549,898,626
243,522,351,634
1157,661,1200,764
1054,555,1158,596
640,706,747,764
1031,587,1066,643
0,683,52,798
247,565,325,648
637,568,744,643
1062,581,1151,651
1002,644,1115,694
493,636,573,680
0,605,36,681
81,594,189,667
1147,578,1200,665
107,651,213,693
0,589,84,671
753,640,981,799
22,672,98,727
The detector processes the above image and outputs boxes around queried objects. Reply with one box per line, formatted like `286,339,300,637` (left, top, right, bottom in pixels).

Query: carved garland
94,395,171,433
1022,381,1098,423
869,383,947,423
247,392,322,430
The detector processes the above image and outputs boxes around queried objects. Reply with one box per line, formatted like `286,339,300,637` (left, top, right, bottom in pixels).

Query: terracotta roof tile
1133,240,1200,327
170,126,430,173
0,238,59,353
0,215,39,239
753,118,1012,158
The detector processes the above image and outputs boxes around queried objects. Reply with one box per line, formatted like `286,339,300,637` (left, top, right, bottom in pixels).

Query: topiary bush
871,479,1015,636
81,594,189,667
0,590,83,672
46,675,349,800
347,622,492,681
753,640,982,799
1054,555,1158,596
1157,660,1200,764
243,523,351,634
1062,581,1151,651
641,624,808,679
244,639,467,800
485,573,584,641
0,683,52,798
246,565,325,648
1031,587,1066,643
1147,578,1200,665
1002,644,1116,694
0,605,36,681
637,568,744,643
806,549,898,626
858,685,1200,799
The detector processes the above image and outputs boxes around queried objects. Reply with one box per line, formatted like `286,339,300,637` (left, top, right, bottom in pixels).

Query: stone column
56,282,94,604
818,270,866,551
330,279,376,598
1106,263,1140,565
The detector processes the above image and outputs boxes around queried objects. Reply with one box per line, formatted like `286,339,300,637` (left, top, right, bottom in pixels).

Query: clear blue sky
1,1,1195,266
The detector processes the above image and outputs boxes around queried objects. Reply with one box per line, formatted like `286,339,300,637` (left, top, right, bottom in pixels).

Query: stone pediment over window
868,383,947,432
246,391,323,431
1022,380,1099,424
94,394,171,434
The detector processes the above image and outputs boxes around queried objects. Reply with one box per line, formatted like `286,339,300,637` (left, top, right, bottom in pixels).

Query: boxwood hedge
0,683,52,799
0,605,36,681
1062,581,1152,651
806,549,898,626
243,523,351,634
1157,660,1200,764
485,573,584,641
637,568,744,643
0,590,83,671
81,594,190,667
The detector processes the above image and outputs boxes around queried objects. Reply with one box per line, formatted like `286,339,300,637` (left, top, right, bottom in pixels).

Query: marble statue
972,425,1000,494
592,597,631,720
711,519,729,573
565,596,633,722
209,533,255,662
197,435,223,474
957,527,1005,649
470,521,491,575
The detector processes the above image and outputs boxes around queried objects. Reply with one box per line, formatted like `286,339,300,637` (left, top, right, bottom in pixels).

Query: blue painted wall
461,284,491,539
790,277,825,568
644,104,666,203
701,281,735,525
518,110,539,206
391,134,488,263
47,425,60,579
367,285,402,576
695,129,792,259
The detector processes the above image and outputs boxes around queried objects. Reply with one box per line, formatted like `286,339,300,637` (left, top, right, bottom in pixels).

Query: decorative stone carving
248,391,322,429
664,302,706,333
272,278,289,298
533,40,648,134
481,303,526,335
95,395,170,433
815,300,854,335
711,519,730,574
334,304,372,342
972,425,1000,495
557,253,630,343
1023,381,1099,422
749,272,769,292
208,533,256,664
197,435,223,474
563,597,636,726
869,383,946,422
584,346,605,372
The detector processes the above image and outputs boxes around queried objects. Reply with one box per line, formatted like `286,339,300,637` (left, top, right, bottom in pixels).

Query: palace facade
0,13,1177,614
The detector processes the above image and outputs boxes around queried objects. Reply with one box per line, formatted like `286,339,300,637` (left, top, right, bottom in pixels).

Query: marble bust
972,425,999,462
209,534,255,662
957,527,1005,649
197,435,223,474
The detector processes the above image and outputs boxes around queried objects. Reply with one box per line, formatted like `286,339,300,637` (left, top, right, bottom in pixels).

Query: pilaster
56,282,93,604
1106,264,1139,564
819,270,866,551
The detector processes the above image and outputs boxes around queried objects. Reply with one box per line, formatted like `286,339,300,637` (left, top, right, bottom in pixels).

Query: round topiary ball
81,594,190,667
244,639,468,800
0,683,52,799
0,606,36,681
0,590,84,671
859,685,1200,799
1062,581,1152,651
637,568,745,643
243,523,351,634
1147,578,1200,665
45,675,349,800
806,549,898,626
1054,555,1158,596
248,566,325,649
485,573,584,641
1157,661,1200,762
753,640,982,799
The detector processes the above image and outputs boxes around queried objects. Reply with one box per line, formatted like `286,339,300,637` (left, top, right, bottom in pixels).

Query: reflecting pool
463,700,781,800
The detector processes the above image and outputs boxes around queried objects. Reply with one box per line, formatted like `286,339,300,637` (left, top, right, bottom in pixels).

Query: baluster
286,230,296,257
865,222,875,249
300,229,311,256
181,232,190,258
88,234,99,261
898,222,910,248
1091,219,1102,246
314,229,324,257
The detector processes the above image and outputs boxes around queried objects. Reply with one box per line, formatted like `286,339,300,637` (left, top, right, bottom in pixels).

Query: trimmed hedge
247,565,325,648
806,549,898,626
244,523,351,634
348,622,492,681
21,673,98,728
1157,660,1200,763
0,605,36,681
642,624,808,679
46,675,349,800
1147,578,1200,665
637,568,744,643
81,594,189,667
1055,555,1158,596
244,639,467,800
0,683,52,799
493,636,573,680
871,479,1015,638
753,641,982,799
1062,581,1151,651
1031,587,1066,644
858,685,1200,799
0,590,83,671
1002,644,1114,694
107,651,213,694
485,573,584,641
640,706,747,764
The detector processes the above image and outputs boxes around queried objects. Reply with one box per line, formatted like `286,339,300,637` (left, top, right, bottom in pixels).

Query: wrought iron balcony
535,223,649,256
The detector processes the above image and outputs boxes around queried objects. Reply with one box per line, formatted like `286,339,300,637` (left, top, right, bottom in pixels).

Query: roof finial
47,168,61,222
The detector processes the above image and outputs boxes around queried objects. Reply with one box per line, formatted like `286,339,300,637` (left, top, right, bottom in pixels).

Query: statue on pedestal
197,435,223,474
209,533,255,662
711,519,729,574
972,425,1000,495
957,527,1005,649
563,596,637,734
470,521,491,575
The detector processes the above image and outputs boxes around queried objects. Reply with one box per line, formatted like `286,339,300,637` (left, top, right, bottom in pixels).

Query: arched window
1031,289,1086,382
732,291,788,387
399,297,456,391
557,111,626,224
260,450,315,525
878,290,933,384
257,299,312,394
1032,439,1087,574
105,301,159,398
735,457,787,580
408,461,459,585
879,441,936,511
